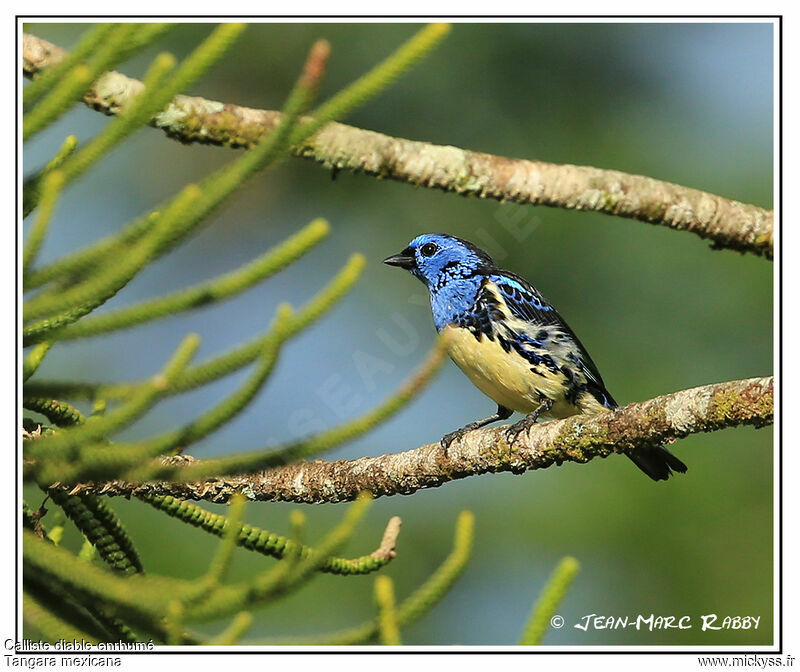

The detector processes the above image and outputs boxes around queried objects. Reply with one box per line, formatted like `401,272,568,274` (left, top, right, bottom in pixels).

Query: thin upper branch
61,376,773,505
23,32,773,259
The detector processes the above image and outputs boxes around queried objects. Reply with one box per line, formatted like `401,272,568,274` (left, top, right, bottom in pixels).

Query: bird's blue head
383,233,494,291
384,234,496,330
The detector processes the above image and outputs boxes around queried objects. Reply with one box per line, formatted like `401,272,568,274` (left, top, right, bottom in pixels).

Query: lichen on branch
58,376,773,505
22,32,773,259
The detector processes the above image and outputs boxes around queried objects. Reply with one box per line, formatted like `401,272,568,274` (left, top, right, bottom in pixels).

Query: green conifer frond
202,494,247,588
188,494,374,622
22,171,64,274
23,210,156,291
58,24,245,189
150,339,443,482
23,590,101,644
299,23,451,141
26,333,199,465
255,340,446,466
205,611,253,645
51,310,289,484
23,396,84,427
22,342,53,383
23,185,202,326
271,510,474,645
20,23,474,646
53,219,329,340
22,253,364,404
23,530,178,635
139,494,399,576
54,50,177,186
48,489,144,576
519,556,580,645
375,576,402,645
100,253,365,402
23,135,78,219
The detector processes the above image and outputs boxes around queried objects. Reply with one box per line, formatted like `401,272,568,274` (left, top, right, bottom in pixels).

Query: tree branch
59,376,773,505
23,32,773,259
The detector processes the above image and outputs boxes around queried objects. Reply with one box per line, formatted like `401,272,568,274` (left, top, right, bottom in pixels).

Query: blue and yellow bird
384,233,687,481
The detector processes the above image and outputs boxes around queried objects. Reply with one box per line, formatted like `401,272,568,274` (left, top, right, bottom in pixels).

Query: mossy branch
22,29,772,258
22,23,141,141
62,376,773,504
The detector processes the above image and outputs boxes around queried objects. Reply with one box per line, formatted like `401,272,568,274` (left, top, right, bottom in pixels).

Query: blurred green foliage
23,22,773,645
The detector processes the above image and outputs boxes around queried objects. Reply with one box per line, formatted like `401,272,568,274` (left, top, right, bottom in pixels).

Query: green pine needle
23,185,202,326
257,340,446,466
519,556,580,645
23,171,65,274
22,252,365,404
53,219,330,341
22,397,84,427
48,489,144,576
23,591,100,644
271,510,474,645
23,136,77,219
22,342,53,382
297,23,451,141
375,576,402,645
205,611,253,646
26,333,199,465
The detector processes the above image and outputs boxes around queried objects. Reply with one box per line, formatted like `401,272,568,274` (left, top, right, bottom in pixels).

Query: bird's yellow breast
441,324,578,418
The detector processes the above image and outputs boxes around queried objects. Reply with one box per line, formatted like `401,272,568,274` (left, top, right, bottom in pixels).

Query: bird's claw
504,423,528,446
441,429,467,451
504,415,539,446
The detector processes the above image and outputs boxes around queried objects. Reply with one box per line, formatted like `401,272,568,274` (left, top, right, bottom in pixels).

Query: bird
383,233,687,481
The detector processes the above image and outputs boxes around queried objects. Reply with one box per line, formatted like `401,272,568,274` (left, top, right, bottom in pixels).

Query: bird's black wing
487,270,617,408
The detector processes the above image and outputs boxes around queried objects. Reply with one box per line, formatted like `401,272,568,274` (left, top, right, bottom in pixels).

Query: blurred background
22,21,774,646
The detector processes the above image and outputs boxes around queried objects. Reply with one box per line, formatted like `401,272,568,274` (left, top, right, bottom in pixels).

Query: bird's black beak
383,249,416,270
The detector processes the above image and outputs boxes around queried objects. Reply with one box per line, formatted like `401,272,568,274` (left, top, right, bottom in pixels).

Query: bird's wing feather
487,271,616,406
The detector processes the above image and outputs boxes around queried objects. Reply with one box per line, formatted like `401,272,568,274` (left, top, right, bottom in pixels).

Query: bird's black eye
420,243,438,257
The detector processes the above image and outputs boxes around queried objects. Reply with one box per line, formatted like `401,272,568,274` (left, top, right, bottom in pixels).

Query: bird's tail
627,444,688,481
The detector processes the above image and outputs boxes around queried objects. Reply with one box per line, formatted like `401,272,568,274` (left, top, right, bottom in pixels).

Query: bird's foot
504,398,553,446
440,406,515,455
441,425,477,452
504,415,538,445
